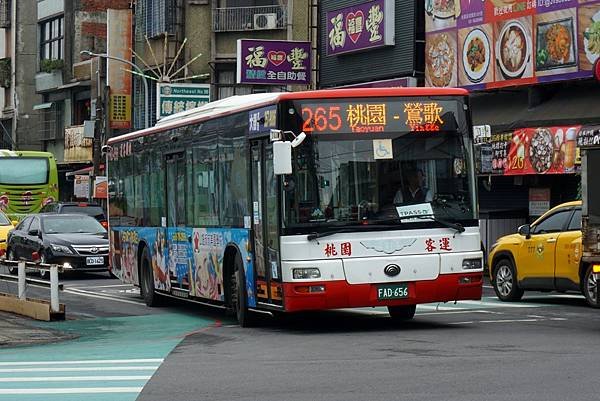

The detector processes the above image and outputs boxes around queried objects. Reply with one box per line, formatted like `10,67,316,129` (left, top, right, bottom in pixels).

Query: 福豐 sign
236,39,311,86
326,0,395,55
425,0,600,89
157,83,210,120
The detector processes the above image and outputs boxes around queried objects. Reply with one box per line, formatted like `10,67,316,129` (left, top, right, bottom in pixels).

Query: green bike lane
0,311,217,401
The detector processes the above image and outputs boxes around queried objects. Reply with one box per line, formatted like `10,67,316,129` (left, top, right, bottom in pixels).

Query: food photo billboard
425,0,600,89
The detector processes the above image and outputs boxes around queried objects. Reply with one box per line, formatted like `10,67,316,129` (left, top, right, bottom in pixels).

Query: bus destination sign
296,99,459,134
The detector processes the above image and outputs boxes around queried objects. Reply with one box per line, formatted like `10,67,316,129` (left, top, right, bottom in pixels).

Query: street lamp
80,50,149,129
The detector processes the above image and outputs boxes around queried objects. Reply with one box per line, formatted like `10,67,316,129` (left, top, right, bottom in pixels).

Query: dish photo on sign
425,0,460,31
460,26,492,84
535,10,578,76
426,32,458,87
580,6,600,70
495,18,533,81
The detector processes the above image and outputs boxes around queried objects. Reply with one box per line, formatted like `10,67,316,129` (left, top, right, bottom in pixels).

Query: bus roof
0,149,55,158
108,87,469,145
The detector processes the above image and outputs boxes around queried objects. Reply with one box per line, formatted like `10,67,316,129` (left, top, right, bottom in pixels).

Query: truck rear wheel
582,264,599,308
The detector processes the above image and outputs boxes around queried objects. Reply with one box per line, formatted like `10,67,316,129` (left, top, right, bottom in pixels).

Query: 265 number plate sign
295,98,460,134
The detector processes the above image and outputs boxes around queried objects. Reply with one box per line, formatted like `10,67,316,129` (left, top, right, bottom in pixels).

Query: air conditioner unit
253,13,277,30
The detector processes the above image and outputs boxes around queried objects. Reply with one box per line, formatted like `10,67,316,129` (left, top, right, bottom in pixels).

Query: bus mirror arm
101,145,112,154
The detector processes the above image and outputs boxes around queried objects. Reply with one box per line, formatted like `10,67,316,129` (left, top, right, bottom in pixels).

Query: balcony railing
213,5,287,32
0,0,10,28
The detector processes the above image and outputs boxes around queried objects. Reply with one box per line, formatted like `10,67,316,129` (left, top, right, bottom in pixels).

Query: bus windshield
283,97,476,229
0,158,49,185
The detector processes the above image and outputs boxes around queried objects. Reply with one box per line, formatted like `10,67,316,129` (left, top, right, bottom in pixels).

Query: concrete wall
15,0,42,150
185,3,211,78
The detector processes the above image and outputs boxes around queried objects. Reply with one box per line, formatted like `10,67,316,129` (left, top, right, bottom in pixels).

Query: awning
471,83,600,132
32,102,53,110
65,164,105,177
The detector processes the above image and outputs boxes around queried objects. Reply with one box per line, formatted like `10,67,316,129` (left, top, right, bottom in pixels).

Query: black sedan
6,213,109,277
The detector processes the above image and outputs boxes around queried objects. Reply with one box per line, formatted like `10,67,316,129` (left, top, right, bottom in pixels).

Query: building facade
132,0,311,129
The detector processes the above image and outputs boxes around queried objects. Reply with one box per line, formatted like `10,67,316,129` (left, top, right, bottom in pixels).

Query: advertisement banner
107,9,133,129
74,175,90,199
157,83,210,120
236,39,311,86
425,0,600,89
94,176,108,199
504,126,580,175
64,125,93,163
325,0,395,55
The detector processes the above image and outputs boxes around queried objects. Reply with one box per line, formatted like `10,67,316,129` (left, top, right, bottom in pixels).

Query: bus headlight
292,268,321,280
462,258,482,270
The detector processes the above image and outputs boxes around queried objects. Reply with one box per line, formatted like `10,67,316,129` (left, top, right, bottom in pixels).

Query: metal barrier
0,258,67,320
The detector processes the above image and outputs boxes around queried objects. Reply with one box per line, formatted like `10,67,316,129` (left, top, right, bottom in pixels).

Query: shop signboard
74,175,90,199
157,83,210,120
504,126,579,175
325,0,395,55
64,125,93,163
106,9,133,129
236,39,311,86
529,188,551,216
93,176,108,199
425,0,600,90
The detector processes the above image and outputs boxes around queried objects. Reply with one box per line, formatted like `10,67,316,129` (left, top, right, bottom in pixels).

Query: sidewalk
0,311,76,348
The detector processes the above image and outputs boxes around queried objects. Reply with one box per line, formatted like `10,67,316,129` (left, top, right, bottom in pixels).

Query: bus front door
250,140,283,306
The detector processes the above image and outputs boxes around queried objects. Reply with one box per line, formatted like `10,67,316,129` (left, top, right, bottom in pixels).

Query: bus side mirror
273,141,292,175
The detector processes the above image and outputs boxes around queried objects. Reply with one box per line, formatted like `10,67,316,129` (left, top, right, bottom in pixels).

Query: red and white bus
107,88,483,326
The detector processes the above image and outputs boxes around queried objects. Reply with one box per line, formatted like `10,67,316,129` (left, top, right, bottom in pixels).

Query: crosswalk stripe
0,366,159,373
0,359,163,366
0,376,152,382
0,387,144,394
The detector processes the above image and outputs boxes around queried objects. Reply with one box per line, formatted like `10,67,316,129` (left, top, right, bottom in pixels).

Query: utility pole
91,56,105,199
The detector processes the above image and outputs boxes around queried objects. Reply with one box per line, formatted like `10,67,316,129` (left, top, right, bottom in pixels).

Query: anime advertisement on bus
112,226,256,308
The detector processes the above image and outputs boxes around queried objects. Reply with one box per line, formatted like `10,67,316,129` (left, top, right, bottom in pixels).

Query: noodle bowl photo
496,20,531,79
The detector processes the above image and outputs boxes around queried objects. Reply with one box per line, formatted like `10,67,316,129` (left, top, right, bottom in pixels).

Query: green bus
0,150,59,220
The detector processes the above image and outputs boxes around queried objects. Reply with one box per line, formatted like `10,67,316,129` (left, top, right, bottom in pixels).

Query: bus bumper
281,272,482,313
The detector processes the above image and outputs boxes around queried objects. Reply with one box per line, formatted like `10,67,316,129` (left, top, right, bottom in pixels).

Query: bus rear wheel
140,247,160,307
230,255,254,327
387,305,416,321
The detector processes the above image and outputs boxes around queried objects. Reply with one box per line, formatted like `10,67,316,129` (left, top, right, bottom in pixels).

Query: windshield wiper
414,214,465,233
307,227,365,241
363,214,465,233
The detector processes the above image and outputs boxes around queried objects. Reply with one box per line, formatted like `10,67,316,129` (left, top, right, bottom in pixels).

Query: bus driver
394,168,433,205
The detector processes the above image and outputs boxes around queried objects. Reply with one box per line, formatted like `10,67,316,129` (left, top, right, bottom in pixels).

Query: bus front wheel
230,255,254,327
387,305,416,321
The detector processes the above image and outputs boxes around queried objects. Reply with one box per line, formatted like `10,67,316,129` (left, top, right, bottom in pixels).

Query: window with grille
39,102,64,141
39,16,64,61
138,0,177,39
0,0,10,28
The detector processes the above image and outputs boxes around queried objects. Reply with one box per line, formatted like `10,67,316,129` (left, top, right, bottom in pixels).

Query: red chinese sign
324,242,352,257
425,237,453,253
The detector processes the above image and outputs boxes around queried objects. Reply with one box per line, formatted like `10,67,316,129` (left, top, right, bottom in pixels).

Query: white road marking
0,359,163,366
0,375,152,382
449,317,567,325
0,366,160,373
0,387,144,394
64,288,145,306
71,284,133,289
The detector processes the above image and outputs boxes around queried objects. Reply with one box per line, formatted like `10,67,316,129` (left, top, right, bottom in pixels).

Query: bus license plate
86,257,104,266
377,284,409,300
